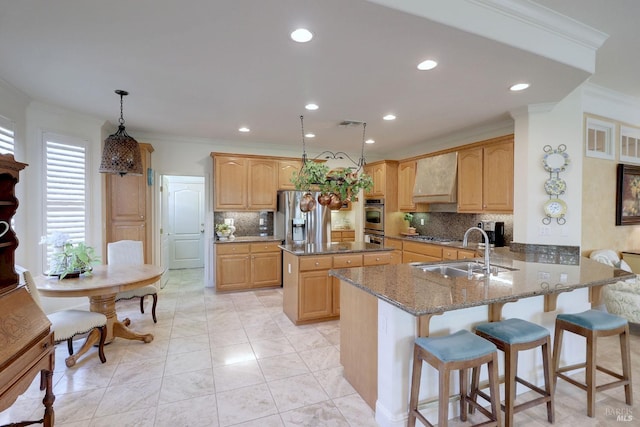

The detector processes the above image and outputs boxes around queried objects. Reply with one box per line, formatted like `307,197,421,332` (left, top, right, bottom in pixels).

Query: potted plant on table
49,241,100,279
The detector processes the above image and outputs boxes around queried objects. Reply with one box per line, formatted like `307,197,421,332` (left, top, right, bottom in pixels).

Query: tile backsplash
214,212,273,236
408,212,513,245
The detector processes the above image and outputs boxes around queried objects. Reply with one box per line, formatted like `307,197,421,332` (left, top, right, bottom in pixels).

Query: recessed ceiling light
383,114,396,121
305,103,319,110
238,127,250,132
417,59,438,71
305,133,315,138
291,28,313,43
365,139,375,144
510,83,530,91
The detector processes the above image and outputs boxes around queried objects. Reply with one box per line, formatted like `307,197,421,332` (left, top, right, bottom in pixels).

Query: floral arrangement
40,232,100,279
215,223,231,234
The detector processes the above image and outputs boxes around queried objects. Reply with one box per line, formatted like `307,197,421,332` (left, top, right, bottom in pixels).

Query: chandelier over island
291,115,373,211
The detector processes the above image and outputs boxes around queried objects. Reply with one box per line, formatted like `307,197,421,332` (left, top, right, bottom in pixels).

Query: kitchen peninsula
280,242,392,325
329,247,634,427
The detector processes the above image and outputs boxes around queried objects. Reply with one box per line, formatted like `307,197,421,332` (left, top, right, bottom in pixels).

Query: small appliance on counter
478,220,505,247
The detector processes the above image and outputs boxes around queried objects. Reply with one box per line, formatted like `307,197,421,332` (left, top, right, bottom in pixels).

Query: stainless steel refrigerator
275,191,331,245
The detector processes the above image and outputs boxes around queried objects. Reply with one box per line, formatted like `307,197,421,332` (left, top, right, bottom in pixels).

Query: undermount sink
414,261,516,279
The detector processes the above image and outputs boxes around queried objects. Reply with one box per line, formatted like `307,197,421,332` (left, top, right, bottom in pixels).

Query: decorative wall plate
544,177,566,195
543,199,567,218
543,150,570,173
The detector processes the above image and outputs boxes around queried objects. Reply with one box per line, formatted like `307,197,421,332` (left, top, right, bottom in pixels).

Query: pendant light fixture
99,90,143,176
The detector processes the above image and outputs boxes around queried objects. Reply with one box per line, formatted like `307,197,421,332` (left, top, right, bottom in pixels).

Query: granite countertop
215,236,283,244
387,234,483,251
280,242,393,256
329,247,634,316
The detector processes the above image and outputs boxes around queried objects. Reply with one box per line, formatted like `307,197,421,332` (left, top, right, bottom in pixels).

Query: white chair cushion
48,310,107,342
116,284,157,300
589,249,621,267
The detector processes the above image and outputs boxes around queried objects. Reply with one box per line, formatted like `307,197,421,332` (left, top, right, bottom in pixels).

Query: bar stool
553,309,632,417
471,318,554,427
408,329,501,427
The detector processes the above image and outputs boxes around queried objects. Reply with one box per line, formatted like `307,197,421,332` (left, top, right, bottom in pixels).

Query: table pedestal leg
90,294,154,344
65,328,102,367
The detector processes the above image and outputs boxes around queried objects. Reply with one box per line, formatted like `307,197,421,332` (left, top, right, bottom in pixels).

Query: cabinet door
248,159,278,210
483,141,514,212
111,222,146,243
341,230,355,242
457,147,483,212
216,254,251,291
278,159,302,190
252,252,282,287
389,250,403,265
214,156,247,210
442,248,458,260
299,271,332,320
458,249,477,260
398,160,416,211
364,163,386,196
331,231,342,242
108,146,149,221
402,252,440,264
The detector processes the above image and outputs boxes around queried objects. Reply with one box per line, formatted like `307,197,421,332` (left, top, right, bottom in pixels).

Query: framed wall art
615,163,640,225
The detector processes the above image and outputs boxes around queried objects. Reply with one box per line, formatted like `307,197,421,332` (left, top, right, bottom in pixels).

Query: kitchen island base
340,281,594,427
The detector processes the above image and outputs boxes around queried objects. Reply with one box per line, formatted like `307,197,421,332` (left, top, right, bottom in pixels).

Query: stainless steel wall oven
364,198,384,234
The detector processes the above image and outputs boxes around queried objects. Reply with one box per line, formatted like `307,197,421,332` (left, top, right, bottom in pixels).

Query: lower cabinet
402,241,442,263
283,250,390,324
331,230,356,242
216,242,282,291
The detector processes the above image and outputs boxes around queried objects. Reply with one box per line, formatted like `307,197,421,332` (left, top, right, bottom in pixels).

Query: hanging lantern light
99,90,143,176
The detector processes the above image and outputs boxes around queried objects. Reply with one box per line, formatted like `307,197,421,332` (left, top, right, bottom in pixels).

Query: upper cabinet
398,160,417,212
213,153,300,211
363,160,398,210
457,136,513,213
278,159,302,190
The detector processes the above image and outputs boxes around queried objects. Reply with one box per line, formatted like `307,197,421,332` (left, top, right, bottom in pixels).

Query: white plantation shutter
0,115,15,154
44,133,88,269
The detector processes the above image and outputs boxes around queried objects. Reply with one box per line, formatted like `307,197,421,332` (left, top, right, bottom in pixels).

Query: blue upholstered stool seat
557,309,627,331
475,318,549,344
415,329,496,362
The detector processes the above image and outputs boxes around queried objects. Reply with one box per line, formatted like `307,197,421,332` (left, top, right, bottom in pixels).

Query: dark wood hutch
0,153,55,426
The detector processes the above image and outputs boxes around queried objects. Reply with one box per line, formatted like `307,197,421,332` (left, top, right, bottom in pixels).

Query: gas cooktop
405,235,454,243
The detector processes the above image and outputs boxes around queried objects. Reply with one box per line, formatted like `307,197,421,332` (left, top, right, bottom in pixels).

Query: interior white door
167,176,205,269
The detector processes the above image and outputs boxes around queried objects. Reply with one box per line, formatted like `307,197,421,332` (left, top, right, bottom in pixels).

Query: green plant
404,213,414,223
50,242,100,279
290,160,330,191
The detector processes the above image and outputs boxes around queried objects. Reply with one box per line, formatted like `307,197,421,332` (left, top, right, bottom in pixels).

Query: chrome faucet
463,226,491,274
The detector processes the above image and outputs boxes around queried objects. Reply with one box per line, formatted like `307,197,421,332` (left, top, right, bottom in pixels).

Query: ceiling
0,0,637,158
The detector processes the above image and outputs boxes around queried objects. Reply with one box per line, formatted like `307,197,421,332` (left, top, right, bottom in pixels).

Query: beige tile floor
1,268,638,426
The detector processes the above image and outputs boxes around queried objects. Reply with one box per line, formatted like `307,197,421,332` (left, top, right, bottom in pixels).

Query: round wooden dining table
34,264,164,364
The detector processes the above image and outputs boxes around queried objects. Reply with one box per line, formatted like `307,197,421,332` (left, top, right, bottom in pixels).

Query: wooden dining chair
17,265,107,367
108,240,158,323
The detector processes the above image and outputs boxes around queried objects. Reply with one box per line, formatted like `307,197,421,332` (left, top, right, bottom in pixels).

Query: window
43,133,88,270
585,116,615,160
0,115,15,154
620,126,640,164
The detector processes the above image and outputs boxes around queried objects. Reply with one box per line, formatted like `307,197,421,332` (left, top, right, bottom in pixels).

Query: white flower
39,231,71,247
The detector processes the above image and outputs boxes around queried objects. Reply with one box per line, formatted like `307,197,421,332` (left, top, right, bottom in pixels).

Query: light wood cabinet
278,159,302,190
248,158,278,210
105,143,153,263
283,250,390,324
457,137,513,213
458,249,478,260
363,160,398,203
385,238,404,265
398,160,417,211
213,154,278,211
402,241,443,263
331,230,355,242
215,241,281,291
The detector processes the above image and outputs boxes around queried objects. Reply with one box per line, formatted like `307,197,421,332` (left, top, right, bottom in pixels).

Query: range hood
412,152,458,204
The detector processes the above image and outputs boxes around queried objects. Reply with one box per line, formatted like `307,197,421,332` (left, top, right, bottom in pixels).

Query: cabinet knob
315,262,319,266
376,257,380,261
347,260,351,264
